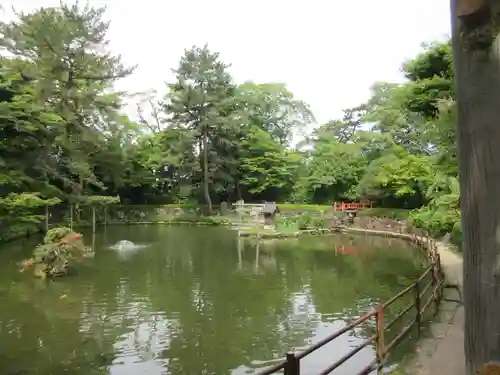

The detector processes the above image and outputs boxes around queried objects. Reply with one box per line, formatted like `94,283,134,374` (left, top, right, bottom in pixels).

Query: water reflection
0,226,425,375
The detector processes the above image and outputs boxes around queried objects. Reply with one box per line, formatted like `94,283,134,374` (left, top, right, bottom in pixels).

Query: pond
0,225,427,375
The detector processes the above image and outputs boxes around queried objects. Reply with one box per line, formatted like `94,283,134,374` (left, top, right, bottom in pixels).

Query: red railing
333,201,372,211
256,232,445,375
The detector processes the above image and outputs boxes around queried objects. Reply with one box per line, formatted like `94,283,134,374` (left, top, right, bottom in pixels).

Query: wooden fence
256,232,445,375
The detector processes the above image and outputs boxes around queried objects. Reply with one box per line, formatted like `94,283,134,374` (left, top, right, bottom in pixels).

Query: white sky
2,0,451,125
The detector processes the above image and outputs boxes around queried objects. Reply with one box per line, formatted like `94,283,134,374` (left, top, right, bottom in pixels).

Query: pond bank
331,227,465,375
323,226,465,375
241,224,464,375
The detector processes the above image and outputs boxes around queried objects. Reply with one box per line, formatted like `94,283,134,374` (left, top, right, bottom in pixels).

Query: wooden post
375,304,385,375
44,205,49,232
237,237,242,270
284,352,300,375
414,282,421,337
431,260,440,315
104,206,107,226
92,206,96,234
255,241,260,270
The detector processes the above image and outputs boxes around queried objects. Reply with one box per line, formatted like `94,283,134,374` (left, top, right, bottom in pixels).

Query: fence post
104,206,108,226
92,206,96,234
414,281,421,337
431,259,440,315
284,352,300,375
375,304,385,375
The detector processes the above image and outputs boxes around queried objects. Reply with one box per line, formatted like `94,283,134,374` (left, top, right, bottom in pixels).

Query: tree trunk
202,128,212,215
451,1,500,373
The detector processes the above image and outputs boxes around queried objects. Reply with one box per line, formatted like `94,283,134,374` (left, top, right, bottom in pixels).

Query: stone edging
239,225,429,243
238,227,340,238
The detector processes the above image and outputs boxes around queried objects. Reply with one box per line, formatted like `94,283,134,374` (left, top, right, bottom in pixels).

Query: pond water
0,225,427,375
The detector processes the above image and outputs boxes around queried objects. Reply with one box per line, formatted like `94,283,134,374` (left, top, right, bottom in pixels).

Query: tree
450,1,500,373
0,3,134,200
165,45,234,214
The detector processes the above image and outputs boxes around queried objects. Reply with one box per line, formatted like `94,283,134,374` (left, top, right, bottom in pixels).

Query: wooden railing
333,201,372,211
256,232,445,375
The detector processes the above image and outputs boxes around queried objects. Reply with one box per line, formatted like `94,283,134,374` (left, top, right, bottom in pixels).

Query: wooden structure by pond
234,200,265,231
234,200,281,231
261,202,280,226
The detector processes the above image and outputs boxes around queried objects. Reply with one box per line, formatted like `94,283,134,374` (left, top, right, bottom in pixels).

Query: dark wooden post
414,281,421,337
92,206,96,234
284,352,300,375
375,304,385,375
431,259,440,315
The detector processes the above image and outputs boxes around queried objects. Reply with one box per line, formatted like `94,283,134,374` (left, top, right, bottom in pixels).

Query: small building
261,202,280,226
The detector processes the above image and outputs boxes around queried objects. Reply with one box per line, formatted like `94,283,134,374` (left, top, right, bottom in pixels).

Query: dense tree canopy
0,3,458,238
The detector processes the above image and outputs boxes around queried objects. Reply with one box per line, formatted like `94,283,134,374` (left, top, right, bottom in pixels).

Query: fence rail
256,232,444,375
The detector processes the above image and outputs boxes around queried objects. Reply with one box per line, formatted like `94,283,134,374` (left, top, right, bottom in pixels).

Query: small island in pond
19,227,94,279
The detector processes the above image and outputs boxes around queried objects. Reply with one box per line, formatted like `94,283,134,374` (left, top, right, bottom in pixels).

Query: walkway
403,242,464,375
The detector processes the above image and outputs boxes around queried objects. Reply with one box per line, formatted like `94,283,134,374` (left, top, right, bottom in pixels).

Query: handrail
255,230,445,375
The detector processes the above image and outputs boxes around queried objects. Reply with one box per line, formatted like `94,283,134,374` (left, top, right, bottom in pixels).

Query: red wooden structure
333,200,372,211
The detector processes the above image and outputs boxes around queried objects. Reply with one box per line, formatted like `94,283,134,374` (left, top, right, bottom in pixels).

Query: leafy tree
0,3,134,199
165,45,234,214
356,148,435,208
239,127,300,199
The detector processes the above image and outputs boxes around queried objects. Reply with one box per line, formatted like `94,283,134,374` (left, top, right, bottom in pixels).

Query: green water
0,225,426,375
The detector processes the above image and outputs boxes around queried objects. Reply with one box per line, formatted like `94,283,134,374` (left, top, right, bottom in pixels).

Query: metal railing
257,232,445,375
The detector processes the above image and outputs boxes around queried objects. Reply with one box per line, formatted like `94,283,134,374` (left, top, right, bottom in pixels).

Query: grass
277,203,332,212
275,216,300,233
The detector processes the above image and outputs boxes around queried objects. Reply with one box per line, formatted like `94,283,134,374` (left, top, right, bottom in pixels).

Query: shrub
450,221,462,248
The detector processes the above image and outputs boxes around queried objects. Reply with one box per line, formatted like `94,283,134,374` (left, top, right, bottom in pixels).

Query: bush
296,213,313,229
450,221,462,248
275,216,300,232
408,206,459,237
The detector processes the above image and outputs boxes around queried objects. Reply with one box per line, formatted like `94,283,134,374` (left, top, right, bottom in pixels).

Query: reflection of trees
0,279,120,375
0,227,426,375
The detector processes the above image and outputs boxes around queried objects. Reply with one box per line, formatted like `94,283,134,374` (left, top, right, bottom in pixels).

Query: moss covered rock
20,227,94,278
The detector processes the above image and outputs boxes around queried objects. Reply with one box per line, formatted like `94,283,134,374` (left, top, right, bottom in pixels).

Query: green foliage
81,196,120,206
0,193,60,242
0,3,459,245
275,213,329,231
275,216,300,233
451,221,462,248
22,227,94,278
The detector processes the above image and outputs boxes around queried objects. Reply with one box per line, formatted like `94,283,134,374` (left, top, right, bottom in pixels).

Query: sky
2,0,452,125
